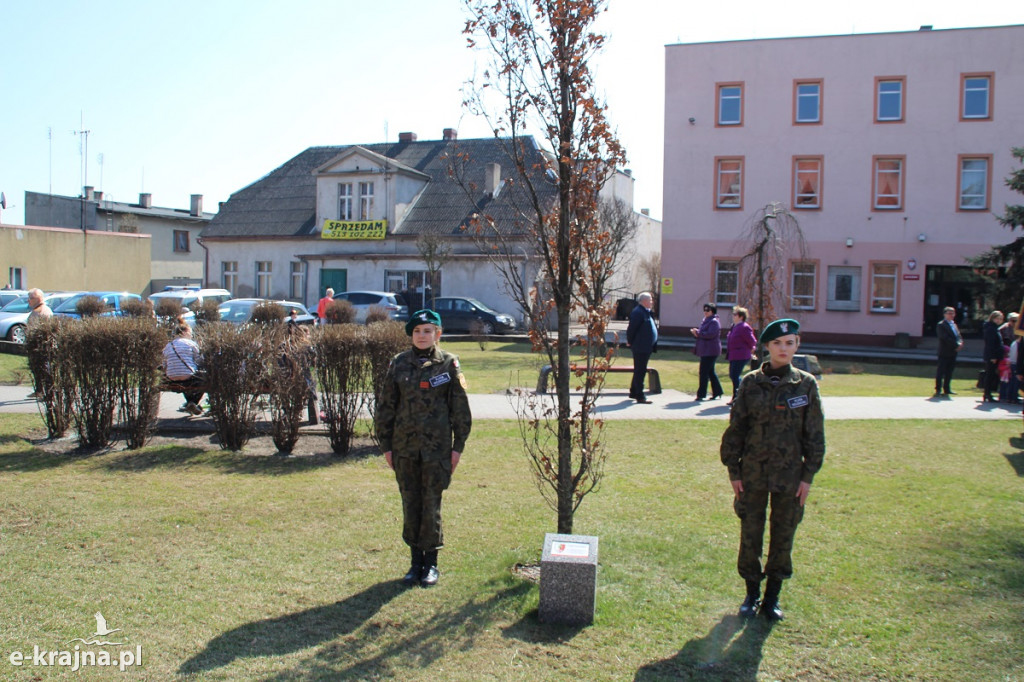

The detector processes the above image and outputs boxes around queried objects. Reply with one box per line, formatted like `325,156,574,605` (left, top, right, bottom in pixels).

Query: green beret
759,318,800,345
406,309,442,335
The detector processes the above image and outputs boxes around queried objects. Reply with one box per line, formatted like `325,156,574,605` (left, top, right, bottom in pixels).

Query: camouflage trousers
733,489,805,582
393,454,452,551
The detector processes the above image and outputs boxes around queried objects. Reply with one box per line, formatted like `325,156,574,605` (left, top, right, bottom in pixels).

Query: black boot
760,578,784,621
739,579,761,618
402,548,423,586
420,550,439,587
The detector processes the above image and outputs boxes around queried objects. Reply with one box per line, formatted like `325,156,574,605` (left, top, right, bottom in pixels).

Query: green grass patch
1,414,1021,679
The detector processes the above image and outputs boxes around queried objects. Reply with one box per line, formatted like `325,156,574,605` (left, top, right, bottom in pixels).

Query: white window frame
289,261,306,300
222,261,238,296
359,182,375,220
256,261,272,298
793,157,822,209
717,84,742,126
962,75,991,120
827,266,861,312
713,259,739,308
338,183,353,220
790,262,817,310
873,157,904,210
959,157,989,210
876,79,904,122
8,267,25,290
870,262,899,313
795,81,821,123
715,158,743,209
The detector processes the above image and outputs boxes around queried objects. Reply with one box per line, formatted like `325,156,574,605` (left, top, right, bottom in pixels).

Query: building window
8,267,25,290
794,80,822,124
875,77,905,122
173,230,190,253
338,183,353,220
957,155,991,211
870,262,899,312
715,157,743,209
256,261,272,298
790,261,817,310
793,156,823,209
961,73,993,120
289,261,306,300
716,82,743,126
385,269,442,310
713,259,739,308
359,182,375,220
872,156,905,210
222,261,238,296
827,266,861,311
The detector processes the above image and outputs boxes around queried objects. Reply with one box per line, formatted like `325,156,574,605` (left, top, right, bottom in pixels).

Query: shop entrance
922,266,988,337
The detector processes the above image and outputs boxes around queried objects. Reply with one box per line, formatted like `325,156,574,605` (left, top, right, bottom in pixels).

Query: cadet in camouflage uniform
376,309,472,588
720,318,825,621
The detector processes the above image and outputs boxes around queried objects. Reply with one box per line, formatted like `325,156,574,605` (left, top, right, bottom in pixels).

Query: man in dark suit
626,292,658,404
935,306,963,397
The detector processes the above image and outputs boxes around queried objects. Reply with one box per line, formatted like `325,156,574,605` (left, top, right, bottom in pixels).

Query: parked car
52,292,143,319
0,292,84,343
148,286,233,312
216,298,316,325
0,290,29,308
332,290,408,323
431,296,517,334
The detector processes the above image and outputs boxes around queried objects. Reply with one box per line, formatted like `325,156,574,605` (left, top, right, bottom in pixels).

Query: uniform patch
459,373,468,390
429,372,451,387
787,395,809,409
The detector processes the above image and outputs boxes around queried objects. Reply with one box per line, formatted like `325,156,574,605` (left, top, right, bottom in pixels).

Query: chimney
190,194,203,217
84,186,94,200
443,128,457,141
919,25,933,31
139,193,152,208
484,162,501,196
398,131,417,143
94,190,103,202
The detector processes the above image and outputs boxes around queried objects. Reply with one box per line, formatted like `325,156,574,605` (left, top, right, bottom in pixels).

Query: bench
536,364,661,395
158,378,320,425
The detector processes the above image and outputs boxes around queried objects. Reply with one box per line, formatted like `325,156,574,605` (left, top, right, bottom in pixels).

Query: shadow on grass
634,614,772,681
1005,452,1024,477
178,580,407,675
0,434,91,472
500,607,585,644
254,581,534,681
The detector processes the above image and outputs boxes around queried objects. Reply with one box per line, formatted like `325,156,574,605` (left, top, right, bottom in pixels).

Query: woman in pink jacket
725,306,757,405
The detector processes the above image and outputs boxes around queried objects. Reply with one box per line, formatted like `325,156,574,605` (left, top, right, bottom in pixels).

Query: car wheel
9,324,27,344
480,321,494,335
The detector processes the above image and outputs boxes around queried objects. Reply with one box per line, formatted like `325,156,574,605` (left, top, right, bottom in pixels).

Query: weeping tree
969,146,1024,316
416,233,452,311
459,0,627,534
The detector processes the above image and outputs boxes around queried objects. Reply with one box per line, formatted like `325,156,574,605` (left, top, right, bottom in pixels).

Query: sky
1,0,1020,226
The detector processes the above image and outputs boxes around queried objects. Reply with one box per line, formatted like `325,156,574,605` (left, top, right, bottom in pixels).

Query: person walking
725,306,757,405
316,288,335,326
626,292,658,404
720,318,825,622
691,302,724,401
982,310,1005,402
376,309,472,588
934,306,963,397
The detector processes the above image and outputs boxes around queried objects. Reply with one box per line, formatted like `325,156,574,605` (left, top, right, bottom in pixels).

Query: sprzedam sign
6,611,143,673
321,219,387,240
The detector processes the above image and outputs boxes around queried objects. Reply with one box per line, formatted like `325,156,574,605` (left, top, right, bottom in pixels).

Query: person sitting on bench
163,320,205,416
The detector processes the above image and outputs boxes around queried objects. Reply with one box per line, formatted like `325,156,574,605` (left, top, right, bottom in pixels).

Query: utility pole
73,113,91,231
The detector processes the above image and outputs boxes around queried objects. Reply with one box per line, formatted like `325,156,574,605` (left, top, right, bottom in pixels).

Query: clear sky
1,0,1020,226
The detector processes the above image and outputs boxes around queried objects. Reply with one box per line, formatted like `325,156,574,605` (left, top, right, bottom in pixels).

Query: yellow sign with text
661,277,674,295
321,219,387,240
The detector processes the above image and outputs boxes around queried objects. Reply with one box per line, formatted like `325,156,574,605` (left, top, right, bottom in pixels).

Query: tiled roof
201,136,555,239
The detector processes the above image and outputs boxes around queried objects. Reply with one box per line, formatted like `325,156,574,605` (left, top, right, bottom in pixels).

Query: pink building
661,25,1024,344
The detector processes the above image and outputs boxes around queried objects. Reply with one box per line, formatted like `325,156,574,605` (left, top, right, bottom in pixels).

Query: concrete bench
536,363,661,395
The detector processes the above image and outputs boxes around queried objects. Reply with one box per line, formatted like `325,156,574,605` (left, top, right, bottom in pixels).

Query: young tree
415,233,452,310
460,0,627,533
970,147,1024,316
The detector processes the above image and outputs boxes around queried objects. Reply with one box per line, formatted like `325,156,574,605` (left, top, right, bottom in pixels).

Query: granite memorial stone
538,533,599,625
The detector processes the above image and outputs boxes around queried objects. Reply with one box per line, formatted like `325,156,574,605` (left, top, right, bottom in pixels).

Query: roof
201,136,556,240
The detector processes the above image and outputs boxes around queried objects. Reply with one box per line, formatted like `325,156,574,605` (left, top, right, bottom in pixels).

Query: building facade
661,25,1024,343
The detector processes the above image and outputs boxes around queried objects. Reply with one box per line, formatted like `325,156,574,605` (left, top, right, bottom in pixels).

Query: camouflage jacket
720,362,825,493
375,346,472,459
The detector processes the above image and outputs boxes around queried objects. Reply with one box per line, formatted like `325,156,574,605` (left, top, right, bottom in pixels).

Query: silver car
332,290,409,323
0,292,84,343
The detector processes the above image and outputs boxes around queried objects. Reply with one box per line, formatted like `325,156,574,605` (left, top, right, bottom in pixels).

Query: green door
319,268,347,296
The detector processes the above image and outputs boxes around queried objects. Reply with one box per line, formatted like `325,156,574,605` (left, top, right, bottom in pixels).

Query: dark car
216,298,316,325
52,291,143,319
432,296,517,334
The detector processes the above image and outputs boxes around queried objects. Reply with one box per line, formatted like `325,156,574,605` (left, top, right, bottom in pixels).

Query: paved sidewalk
0,385,1020,433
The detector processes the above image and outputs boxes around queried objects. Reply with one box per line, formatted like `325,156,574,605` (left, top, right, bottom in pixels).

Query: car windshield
0,297,29,313
462,298,494,312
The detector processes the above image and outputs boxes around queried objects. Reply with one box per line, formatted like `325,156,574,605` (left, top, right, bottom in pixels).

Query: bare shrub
121,298,153,318
75,295,109,318
365,305,391,325
192,299,222,324
268,324,315,454
313,325,366,455
202,323,270,451
325,299,356,325
25,317,74,438
251,301,285,325
154,298,185,320
60,317,125,447
114,317,167,449
363,321,409,446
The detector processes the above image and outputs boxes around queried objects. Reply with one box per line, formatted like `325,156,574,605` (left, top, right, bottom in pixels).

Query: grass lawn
1,414,1022,680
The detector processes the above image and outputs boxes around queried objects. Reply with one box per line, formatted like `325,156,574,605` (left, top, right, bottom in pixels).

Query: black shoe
635,398,652,404
760,600,784,621
739,580,760,618
695,397,705,402
710,393,723,401
760,578,784,621
945,390,957,395
420,551,439,587
402,548,424,586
